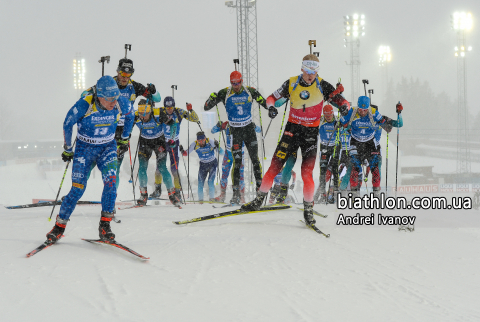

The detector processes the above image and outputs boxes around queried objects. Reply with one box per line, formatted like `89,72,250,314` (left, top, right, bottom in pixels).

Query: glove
289,184,295,190
329,84,344,98
268,106,278,119
179,145,184,153
214,139,220,148
209,92,218,101
61,151,74,162
396,102,403,114
167,139,176,148
182,151,188,157
221,121,228,130
186,103,193,111
142,83,156,97
117,139,129,155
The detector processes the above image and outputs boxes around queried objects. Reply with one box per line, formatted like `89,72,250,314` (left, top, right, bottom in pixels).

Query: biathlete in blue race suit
338,96,403,198
155,97,200,202
46,76,134,245
204,71,267,204
181,132,222,203
133,99,181,207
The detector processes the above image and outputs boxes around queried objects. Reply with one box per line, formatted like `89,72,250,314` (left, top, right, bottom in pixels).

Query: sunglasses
119,71,133,78
231,81,242,86
100,94,120,102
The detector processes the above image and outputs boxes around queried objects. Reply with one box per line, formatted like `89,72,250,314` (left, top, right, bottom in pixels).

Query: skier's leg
197,163,208,201
207,160,217,200
299,128,319,203
220,151,233,190
95,141,119,213
243,123,262,187
58,141,97,220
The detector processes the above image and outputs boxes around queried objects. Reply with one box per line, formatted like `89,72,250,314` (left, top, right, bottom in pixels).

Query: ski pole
276,99,289,143
258,104,266,163
49,139,77,221
171,146,186,204
386,132,389,196
180,153,195,203
395,102,401,199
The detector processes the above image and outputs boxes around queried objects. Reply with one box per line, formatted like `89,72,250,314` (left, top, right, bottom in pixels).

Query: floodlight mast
343,14,365,104
452,12,473,175
378,45,391,102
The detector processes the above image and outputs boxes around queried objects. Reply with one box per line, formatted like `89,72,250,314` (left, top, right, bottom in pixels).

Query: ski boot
303,201,316,227
269,184,280,204
230,186,241,205
213,187,226,203
168,187,181,207
174,188,183,204
99,211,115,241
240,191,267,212
137,187,148,205
327,187,336,204
46,216,68,244
149,184,162,199
276,183,288,204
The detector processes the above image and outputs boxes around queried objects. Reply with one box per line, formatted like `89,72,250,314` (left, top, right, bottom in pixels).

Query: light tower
378,45,391,102
343,14,365,104
73,52,86,97
225,0,260,200
452,12,473,176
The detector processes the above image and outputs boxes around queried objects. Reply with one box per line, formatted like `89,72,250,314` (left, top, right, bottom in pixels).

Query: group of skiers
44,52,403,245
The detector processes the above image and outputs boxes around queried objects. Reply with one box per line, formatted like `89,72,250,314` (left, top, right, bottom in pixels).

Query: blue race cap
96,76,120,100
197,131,206,140
357,96,370,109
164,96,175,107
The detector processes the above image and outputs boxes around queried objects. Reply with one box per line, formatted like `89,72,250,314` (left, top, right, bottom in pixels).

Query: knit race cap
230,71,242,83
117,58,135,74
164,96,175,108
323,104,334,116
357,96,370,110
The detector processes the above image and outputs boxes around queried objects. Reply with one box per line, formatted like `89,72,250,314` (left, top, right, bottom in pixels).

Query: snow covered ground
1,162,480,321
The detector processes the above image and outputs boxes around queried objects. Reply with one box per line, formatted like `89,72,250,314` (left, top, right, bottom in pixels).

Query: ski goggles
231,81,242,86
99,94,120,102
302,60,320,75
138,104,152,115
119,71,133,78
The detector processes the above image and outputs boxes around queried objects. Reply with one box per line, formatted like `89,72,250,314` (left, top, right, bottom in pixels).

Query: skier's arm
184,142,196,156
211,123,221,134
118,96,134,139
131,80,161,102
178,108,200,123
320,80,350,116
247,87,267,109
63,99,90,150
339,108,353,126
204,88,228,111
266,80,290,109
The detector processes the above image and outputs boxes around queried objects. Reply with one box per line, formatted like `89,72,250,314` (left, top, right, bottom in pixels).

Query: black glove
147,83,156,95
216,121,222,129
117,139,129,155
214,139,220,148
61,151,74,162
179,145,184,153
289,184,295,190
268,106,278,119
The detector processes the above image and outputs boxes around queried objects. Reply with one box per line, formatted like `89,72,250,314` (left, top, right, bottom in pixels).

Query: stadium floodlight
344,13,365,103
73,54,86,91
378,45,392,66
451,11,473,175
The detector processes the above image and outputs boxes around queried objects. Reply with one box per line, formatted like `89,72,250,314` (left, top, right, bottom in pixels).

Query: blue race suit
59,94,133,220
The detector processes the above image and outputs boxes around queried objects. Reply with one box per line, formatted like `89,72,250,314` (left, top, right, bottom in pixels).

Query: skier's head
164,96,175,114
197,131,206,146
116,58,134,86
96,76,120,111
301,54,319,84
137,99,152,121
323,104,334,122
357,96,370,117
230,71,243,92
